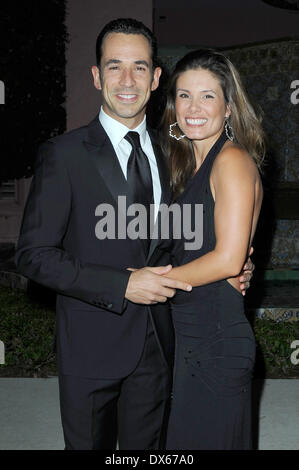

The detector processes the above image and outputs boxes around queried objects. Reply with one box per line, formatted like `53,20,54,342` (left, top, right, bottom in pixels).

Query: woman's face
175,68,230,144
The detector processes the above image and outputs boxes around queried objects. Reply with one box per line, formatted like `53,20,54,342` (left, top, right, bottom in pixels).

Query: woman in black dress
161,50,265,450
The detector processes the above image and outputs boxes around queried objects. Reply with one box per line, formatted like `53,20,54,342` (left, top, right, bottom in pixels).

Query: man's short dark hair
96,18,158,70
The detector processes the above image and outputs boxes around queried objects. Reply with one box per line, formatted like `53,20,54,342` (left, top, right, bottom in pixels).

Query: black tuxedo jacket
15,116,174,379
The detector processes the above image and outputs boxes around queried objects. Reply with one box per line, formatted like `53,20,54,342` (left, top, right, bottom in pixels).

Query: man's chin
114,107,146,120
103,102,147,124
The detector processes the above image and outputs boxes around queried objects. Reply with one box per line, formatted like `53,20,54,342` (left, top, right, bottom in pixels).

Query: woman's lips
185,118,208,126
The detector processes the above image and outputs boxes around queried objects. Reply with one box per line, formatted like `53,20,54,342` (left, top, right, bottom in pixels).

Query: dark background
0,1,67,182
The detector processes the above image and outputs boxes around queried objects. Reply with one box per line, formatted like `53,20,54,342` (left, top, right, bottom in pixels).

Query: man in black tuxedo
15,18,252,450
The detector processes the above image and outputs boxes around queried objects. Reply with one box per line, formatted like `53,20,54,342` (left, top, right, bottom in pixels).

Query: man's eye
109,66,119,70
136,66,146,71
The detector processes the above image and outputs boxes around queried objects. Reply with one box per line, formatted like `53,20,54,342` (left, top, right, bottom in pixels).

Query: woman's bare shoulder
213,142,258,176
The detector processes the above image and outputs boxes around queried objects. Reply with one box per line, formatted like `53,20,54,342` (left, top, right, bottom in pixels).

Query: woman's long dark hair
161,49,266,199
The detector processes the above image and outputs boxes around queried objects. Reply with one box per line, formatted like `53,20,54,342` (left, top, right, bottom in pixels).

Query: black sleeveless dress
165,131,256,450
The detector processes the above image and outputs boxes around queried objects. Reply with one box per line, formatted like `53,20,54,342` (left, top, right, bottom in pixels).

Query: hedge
0,285,299,378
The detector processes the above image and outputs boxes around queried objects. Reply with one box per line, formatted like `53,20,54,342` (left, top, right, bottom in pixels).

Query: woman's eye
179,93,189,99
202,94,214,99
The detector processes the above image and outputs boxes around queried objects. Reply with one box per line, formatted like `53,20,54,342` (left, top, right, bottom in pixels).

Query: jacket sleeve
15,141,131,314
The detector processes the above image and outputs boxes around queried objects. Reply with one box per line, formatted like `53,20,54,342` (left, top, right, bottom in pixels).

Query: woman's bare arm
163,146,262,288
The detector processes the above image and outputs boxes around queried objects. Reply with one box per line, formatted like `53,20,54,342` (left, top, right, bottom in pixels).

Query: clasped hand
125,265,192,305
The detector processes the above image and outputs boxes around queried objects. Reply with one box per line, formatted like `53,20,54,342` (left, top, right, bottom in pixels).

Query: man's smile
115,93,139,102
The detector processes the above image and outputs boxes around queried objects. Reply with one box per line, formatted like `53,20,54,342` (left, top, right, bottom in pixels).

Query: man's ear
151,67,162,92
91,66,101,90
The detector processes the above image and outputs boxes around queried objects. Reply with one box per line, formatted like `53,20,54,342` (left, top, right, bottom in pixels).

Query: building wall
66,0,153,131
0,179,32,244
1,0,153,244
154,0,299,49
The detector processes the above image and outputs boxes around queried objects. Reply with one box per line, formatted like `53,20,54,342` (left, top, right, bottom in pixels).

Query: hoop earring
225,119,234,142
169,122,186,141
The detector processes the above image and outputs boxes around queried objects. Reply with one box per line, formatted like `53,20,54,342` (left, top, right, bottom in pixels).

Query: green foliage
253,317,299,378
0,286,57,377
1,286,299,377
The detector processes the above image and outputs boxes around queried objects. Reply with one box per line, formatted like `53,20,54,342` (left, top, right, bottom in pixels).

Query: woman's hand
239,247,255,295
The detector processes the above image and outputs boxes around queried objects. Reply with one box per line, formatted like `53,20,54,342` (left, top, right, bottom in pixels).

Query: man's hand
125,265,192,305
239,247,255,296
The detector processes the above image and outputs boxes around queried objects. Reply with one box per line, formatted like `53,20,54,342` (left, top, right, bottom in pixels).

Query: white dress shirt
99,107,162,219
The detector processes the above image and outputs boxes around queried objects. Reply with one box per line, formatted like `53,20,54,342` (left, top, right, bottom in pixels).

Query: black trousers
58,317,172,450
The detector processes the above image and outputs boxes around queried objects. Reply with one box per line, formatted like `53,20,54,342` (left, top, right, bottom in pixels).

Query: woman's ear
225,102,231,119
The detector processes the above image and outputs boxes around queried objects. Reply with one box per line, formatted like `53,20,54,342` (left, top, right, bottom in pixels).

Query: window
0,180,17,200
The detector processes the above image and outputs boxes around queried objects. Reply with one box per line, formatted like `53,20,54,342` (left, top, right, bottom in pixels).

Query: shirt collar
99,107,147,148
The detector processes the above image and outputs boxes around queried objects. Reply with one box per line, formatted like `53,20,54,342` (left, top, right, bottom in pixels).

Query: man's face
92,33,161,129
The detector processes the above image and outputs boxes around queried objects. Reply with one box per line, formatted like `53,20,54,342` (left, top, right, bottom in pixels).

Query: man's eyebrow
103,59,150,68
135,60,150,68
103,59,121,67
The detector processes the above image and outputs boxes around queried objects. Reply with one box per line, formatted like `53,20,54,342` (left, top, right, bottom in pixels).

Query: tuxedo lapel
83,117,131,207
